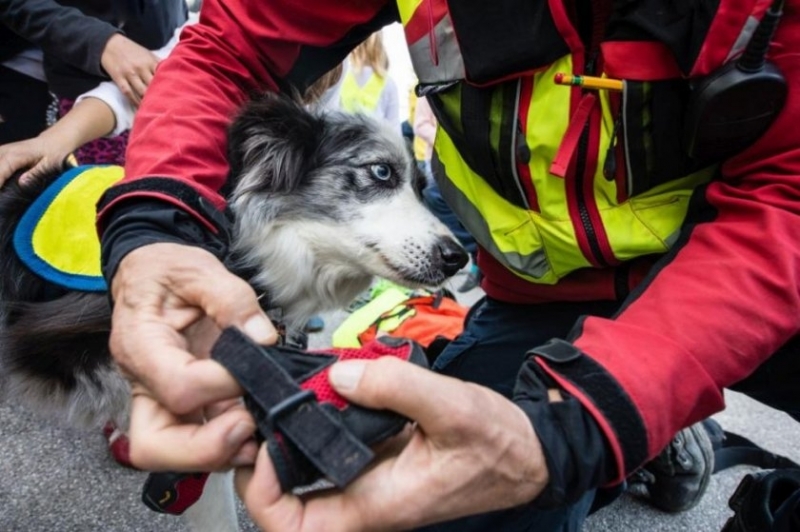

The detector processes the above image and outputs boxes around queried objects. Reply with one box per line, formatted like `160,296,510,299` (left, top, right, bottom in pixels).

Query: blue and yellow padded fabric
13,165,124,292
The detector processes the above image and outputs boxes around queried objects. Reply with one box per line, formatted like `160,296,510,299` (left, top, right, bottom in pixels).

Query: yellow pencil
554,73,624,91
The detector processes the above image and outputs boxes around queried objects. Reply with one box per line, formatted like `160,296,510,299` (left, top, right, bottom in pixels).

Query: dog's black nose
436,237,469,277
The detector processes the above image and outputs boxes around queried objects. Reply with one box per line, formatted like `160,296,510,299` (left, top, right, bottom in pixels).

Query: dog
0,93,468,530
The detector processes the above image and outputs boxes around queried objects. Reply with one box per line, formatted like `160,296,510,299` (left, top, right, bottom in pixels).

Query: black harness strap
211,327,374,488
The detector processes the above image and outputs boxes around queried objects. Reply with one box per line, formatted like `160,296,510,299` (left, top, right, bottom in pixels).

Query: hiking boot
456,268,482,293
627,421,714,513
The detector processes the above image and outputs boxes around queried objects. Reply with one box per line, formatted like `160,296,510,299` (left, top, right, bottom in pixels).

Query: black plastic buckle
266,389,316,431
527,338,583,363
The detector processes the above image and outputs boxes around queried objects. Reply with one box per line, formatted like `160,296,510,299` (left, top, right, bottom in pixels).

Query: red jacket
100,0,800,483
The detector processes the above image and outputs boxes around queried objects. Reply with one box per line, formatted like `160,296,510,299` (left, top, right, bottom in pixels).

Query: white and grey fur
0,94,466,531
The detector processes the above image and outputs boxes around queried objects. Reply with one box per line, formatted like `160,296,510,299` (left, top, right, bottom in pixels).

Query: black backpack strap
714,430,800,474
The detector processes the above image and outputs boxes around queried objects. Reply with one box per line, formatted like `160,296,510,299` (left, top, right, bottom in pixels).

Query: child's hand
0,138,70,188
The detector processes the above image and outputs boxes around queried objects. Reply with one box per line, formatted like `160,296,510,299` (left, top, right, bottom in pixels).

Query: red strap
549,93,597,178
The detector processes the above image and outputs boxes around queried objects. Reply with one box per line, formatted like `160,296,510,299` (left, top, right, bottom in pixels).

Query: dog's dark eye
369,163,392,181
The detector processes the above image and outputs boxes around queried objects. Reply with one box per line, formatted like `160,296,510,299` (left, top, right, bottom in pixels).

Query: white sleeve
72,15,199,137
74,81,135,137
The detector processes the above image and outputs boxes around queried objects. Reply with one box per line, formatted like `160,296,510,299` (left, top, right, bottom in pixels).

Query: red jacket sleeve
98,0,391,225
533,6,800,482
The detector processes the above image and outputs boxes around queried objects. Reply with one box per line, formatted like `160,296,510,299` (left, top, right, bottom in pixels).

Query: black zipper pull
585,51,599,76
516,122,531,164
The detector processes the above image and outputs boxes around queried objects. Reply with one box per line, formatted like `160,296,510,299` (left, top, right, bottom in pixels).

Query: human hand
0,137,70,187
109,242,280,471
100,33,160,106
235,357,549,531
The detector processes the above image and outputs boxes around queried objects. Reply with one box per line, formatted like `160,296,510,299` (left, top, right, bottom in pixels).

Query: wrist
100,200,231,292
513,351,618,508
100,32,124,72
37,129,79,160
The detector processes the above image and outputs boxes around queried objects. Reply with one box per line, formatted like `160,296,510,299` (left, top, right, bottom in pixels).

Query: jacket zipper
513,77,540,211
572,51,612,267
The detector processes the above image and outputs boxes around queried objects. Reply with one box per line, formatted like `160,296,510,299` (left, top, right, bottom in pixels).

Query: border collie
0,94,467,530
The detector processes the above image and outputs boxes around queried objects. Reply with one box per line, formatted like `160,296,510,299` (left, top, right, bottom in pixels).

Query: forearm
513,357,616,507
76,82,135,137
1,0,118,77
39,97,116,156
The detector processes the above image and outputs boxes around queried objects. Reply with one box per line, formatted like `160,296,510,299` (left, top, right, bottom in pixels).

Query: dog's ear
227,93,321,194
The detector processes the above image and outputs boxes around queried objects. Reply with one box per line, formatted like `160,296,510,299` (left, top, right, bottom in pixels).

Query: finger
129,75,148,103
204,397,245,420
141,66,155,87
235,445,306,532
117,78,139,106
329,357,473,433
205,399,259,467
176,257,278,346
19,158,61,185
128,393,255,471
0,150,35,183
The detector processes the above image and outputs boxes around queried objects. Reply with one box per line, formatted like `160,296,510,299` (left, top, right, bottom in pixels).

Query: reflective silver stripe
664,229,681,249
407,14,465,85
508,79,529,209
434,159,551,279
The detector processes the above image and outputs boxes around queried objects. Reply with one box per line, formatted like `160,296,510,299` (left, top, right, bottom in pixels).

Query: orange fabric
357,295,467,348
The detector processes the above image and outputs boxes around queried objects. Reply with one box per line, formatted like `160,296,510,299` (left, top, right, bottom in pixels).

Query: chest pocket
620,79,713,197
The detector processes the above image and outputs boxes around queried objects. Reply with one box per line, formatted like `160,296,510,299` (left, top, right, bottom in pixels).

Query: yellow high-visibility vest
339,68,387,115
396,0,729,285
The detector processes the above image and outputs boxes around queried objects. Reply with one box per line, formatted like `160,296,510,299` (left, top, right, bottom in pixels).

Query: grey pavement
2,268,799,531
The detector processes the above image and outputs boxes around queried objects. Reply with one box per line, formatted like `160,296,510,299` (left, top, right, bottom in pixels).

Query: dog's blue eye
369,163,392,181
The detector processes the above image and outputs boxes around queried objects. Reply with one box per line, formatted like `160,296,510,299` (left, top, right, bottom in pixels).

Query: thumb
329,357,462,430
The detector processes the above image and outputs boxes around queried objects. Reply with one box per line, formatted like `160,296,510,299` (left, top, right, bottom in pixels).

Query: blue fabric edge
12,165,108,292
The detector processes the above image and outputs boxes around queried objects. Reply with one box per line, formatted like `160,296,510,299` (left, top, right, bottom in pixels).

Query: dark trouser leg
0,66,50,145
418,297,620,532
730,334,800,422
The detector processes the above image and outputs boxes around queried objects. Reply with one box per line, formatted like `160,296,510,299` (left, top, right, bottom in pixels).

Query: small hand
0,137,70,187
100,34,160,106
235,357,549,531
109,243,280,470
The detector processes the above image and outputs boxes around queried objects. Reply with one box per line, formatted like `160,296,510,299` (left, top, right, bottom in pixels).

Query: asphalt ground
2,269,799,531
